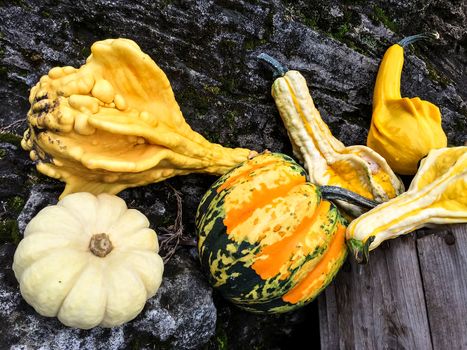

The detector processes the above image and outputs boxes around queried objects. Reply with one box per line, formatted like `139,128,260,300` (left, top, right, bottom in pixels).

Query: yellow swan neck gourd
258,54,404,217
368,33,447,175
347,146,467,263
21,38,254,198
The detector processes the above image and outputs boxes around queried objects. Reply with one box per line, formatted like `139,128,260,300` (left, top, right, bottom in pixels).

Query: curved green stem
398,32,439,47
320,185,379,210
258,53,288,78
347,237,375,264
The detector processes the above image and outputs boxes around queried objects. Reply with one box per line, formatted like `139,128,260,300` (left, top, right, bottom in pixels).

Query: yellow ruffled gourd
258,54,404,216
367,33,447,175
347,146,467,263
21,38,253,198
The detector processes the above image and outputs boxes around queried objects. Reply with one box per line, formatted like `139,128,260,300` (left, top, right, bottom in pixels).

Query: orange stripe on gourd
223,178,306,236
252,200,330,281
282,223,346,304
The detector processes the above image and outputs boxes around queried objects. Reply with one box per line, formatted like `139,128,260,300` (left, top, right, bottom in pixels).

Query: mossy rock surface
0,0,465,348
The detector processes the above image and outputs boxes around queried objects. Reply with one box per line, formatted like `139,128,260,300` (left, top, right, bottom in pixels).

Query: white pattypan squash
13,192,164,329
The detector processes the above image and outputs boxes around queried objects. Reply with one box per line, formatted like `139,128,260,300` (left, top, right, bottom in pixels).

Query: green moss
371,6,398,32
203,317,229,350
425,62,451,87
7,196,25,214
80,46,91,59
301,16,318,29
41,10,51,18
243,37,268,51
177,87,211,114
224,110,238,130
203,85,221,95
0,66,7,79
218,39,238,55
284,4,318,30
203,130,221,144
0,219,20,245
461,107,467,120
332,23,350,41
157,214,176,228
342,0,366,4
221,77,237,94
360,32,379,51
0,132,22,145
0,148,6,159
215,327,228,350
160,0,175,6
284,3,371,55
128,332,172,350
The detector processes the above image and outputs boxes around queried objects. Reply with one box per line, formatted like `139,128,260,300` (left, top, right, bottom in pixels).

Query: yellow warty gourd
258,54,404,216
347,146,467,263
367,33,447,175
21,38,253,198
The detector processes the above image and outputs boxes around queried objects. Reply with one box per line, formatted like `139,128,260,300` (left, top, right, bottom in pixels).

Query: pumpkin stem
320,185,378,210
397,32,439,48
346,237,374,264
258,53,288,78
89,233,113,257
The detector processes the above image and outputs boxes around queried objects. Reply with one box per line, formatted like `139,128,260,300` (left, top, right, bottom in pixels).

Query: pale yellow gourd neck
89,233,113,257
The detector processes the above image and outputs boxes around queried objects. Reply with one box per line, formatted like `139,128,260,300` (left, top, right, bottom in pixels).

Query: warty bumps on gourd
21,38,253,198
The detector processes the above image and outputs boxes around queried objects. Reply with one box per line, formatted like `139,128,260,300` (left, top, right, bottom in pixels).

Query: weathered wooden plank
417,224,467,349
319,235,433,349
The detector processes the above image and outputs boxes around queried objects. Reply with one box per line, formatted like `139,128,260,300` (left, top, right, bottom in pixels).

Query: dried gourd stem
397,31,439,47
159,184,197,263
89,233,113,257
321,186,378,264
258,53,288,78
347,237,374,264
320,185,379,210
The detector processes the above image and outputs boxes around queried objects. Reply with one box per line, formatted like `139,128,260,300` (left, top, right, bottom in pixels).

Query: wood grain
319,235,433,349
416,224,467,350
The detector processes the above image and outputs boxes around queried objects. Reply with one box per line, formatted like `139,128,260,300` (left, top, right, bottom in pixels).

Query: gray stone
0,0,465,349
2,1,464,146
0,244,216,349
16,184,61,234
133,252,217,349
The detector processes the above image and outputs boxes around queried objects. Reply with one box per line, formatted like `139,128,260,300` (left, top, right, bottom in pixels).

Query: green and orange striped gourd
196,152,376,313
